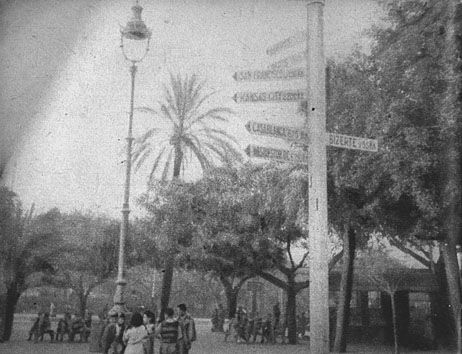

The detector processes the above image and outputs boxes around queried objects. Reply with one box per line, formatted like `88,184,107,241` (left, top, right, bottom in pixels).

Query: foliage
0,189,65,340
49,211,121,316
138,180,198,258
190,163,314,343
364,0,453,240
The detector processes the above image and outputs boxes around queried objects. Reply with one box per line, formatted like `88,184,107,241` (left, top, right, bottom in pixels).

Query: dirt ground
0,314,454,354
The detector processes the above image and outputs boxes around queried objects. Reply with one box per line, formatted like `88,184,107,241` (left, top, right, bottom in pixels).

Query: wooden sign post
305,1,329,353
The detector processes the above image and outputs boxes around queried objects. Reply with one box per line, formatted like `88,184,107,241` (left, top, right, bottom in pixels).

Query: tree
133,73,242,315
318,1,462,350
0,192,63,341
51,212,121,317
364,1,462,348
138,180,201,318
193,164,343,344
324,53,385,352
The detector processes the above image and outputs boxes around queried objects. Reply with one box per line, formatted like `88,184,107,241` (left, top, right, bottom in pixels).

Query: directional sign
266,30,306,56
233,68,305,82
245,121,308,143
245,145,309,165
268,51,307,70
233,90,305,103
327,133,378,152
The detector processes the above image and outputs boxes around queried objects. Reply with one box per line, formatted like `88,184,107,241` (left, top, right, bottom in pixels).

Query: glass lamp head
121,3,151,41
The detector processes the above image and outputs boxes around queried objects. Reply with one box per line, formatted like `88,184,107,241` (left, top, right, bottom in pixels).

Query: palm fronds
133,73,242,184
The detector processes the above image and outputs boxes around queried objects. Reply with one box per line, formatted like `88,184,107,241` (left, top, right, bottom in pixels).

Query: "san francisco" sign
233,68,305,82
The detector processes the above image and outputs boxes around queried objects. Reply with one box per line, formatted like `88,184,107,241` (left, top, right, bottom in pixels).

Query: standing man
49,302,55,317
157,307,182,354
100,312,117,354
177,304,196,354
218,304,226,332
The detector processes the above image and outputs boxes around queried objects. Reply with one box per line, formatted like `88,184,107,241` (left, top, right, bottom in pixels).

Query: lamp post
111,0,151,315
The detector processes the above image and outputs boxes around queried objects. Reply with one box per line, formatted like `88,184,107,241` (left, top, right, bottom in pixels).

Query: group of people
219,303,309,344
99,303,196,354
28,311,92,343
224,308,282,344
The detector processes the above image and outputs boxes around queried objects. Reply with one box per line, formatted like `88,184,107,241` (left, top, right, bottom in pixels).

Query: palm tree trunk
159,256,175,321
332,225,356,352
158,148,183,321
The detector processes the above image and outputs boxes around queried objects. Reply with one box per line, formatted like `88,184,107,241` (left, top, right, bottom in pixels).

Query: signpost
245,144,308,165
236,2,379,353
233,90,305,103
266,30,306,56
233,67,305,81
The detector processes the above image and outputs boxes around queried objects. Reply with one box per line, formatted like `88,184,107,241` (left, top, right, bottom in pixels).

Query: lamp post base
109,303,131,316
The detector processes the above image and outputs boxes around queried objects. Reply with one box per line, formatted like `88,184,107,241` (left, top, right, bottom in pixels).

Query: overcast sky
1,0,385,217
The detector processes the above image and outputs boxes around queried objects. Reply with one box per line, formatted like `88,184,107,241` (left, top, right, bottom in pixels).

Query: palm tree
133,73,242,316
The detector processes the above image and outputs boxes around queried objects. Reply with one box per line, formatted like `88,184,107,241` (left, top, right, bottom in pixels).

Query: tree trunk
395,291,410,347
390,291,400,354
432,253,454,347
159,256,175,321
2,284,21,341
286,275,297,344
78,293,89,318
439,0,462,350
332,225,356,352
225,289,238,319
441,241,462,352
220,277,240,318
0,292,5,342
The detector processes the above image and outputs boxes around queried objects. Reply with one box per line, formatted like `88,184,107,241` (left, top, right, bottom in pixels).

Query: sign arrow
245,144,309,165
266,30,306,56
268,51,308,70
233,90,305,103
245,121,308,143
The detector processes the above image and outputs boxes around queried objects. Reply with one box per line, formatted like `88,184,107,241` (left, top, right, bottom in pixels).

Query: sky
1,0,386,217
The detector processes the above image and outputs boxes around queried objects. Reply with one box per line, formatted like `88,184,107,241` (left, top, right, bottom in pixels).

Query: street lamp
111,0,151,315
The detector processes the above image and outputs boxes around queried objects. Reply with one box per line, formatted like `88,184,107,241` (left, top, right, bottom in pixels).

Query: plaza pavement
0,314,454,354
